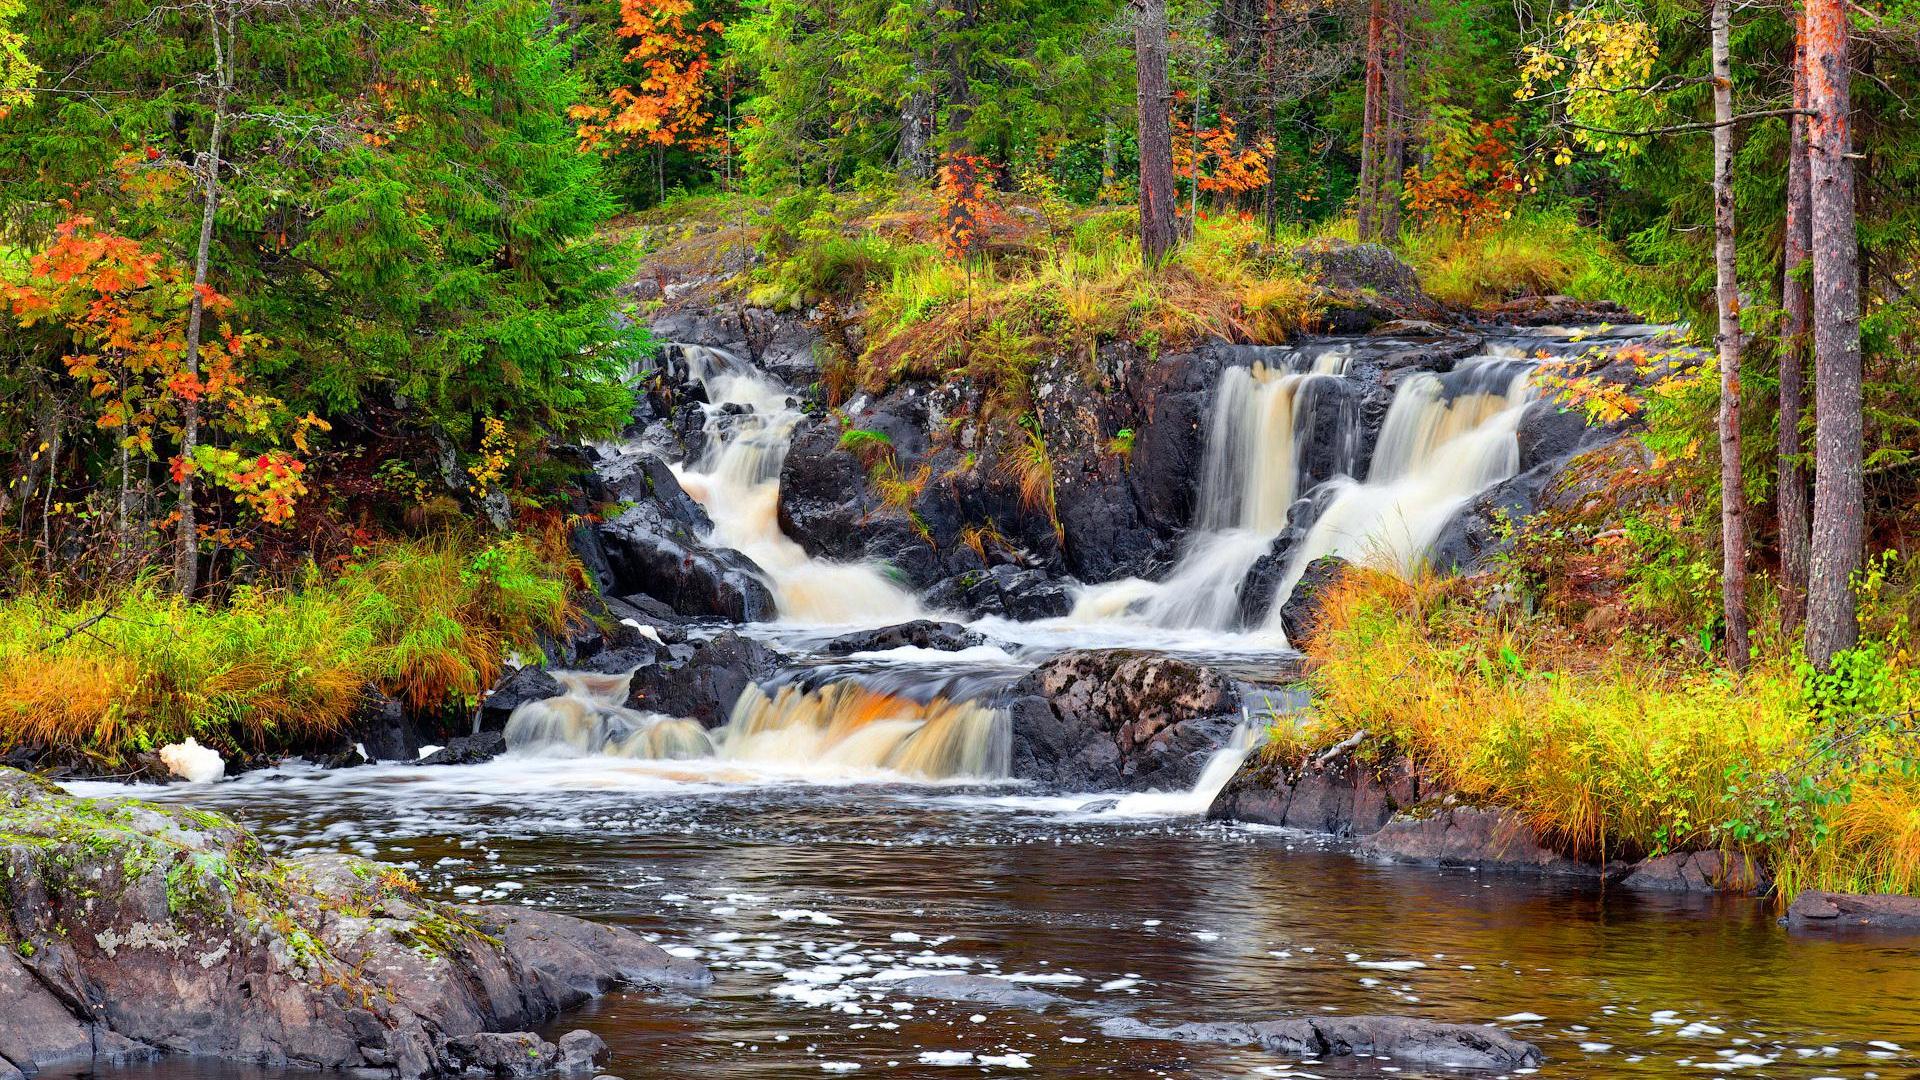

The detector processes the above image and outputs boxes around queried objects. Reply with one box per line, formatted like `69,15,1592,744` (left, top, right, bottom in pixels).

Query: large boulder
1008,650,1240,790
0,770,709,1079
823,620,984,655
597,500,776,622
627,631,783,727
924,564,1074,621
1100,1015,1542,1070
1294,241,1445,326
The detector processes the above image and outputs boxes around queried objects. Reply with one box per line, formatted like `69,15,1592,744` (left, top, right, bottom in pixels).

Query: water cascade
1070,347,1355,631
505,667,1010,781
665,345,920,625
1261,358,1534,619
504,671,716,759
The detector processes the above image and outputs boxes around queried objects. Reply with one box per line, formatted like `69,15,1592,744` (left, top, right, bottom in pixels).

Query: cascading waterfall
504,671,717,760
1070,346,1355,631
664,345,920,625
1260,358,1534,622
504,668,1010,781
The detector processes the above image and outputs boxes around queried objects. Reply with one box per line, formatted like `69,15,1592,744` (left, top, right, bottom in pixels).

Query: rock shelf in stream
0,769,709,1079
1099,1015,1544,1070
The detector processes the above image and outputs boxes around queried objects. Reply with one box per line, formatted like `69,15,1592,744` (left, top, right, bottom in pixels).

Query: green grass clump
0,532,574,766
1400,207,1670,314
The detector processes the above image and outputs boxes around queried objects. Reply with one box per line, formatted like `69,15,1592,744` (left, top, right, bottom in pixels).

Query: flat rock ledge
1786,890,1920,934
1100,1015,1543,1070
0,768,710,1080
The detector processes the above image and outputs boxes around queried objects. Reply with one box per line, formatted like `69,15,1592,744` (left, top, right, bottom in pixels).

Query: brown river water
68,757,1920,1080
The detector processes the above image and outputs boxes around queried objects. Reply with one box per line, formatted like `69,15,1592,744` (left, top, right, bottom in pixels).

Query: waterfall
1070,346,1354,631
1259,358,1534,622
664,345,921,625
504,668,1010,781
504,671,717,760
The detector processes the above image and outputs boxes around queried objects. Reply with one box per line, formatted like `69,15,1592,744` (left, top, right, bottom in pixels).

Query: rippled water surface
77,759,1920,1080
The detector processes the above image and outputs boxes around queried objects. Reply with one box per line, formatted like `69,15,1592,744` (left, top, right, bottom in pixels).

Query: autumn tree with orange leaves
572,0,724,200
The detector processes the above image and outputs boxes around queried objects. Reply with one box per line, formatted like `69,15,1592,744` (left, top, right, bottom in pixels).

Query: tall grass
0,533,573,765
1301,568,1920,899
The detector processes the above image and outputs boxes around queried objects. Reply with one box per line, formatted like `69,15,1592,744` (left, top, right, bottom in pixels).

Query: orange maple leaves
1403,112,1532,227
2,215,325,525
1172,105,1274,198
571,0,723,155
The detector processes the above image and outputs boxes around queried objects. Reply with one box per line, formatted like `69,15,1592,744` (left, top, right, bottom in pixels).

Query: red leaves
937,154,992,262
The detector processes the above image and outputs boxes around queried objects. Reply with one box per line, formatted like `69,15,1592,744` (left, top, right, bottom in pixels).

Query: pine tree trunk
176,1,233,599
1803,0,1863,667
1379,0,1407,245
1131,0,1179,263
1778,9,1813,632
1710,0,1749,671
1355,0,1384,241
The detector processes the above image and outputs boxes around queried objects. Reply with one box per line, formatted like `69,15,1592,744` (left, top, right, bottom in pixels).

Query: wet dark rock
1208,742,1420,836
1275,555,1351,644
589,451,711,533
479,668,564,733
597,500,776,623
0,770,709,1079
627,631,782,727
604,594,696,636
1360,806,1608,878
1785,890,1920,933
1009,650,1240,791
651,306,820,387
1621,850,1769,894
926,565,1074,621
824,620,985,655
888,974,1065,1011
1099,1015,1543,1070
349,688,433,763
416,731,508,767
1515,397,1609,474
1427,466,1548,575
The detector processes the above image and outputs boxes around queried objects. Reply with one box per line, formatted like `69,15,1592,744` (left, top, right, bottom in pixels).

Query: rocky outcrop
1207,740,1419,835
888,974,1065,1011
823,620,984,655
1008,650,1240,791
0,770,708,1079
1294,241,1447,329
1100,1015,1542,1070
1785,890,1920,933
479,668,566,733
1359,805,1611,878
923,565,1073,621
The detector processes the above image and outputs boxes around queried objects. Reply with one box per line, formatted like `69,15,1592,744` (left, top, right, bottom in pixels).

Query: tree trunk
1190,78,1204,228
1710,0,1749,671
176,0,234,599
1803,0,1862,667
1778,8,1813,632
1355,0,1384,241
900,87,936,180
1378,0,1407,244
1131,0,1179,263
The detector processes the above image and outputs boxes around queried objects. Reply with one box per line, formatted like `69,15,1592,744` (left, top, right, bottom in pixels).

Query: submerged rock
1785,890,1920,934
416,731,508,767
0,769,709,1079
1008,650,1240,791
823,620,984,655
1100,1014,1542,1070
887,974,1065,1011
